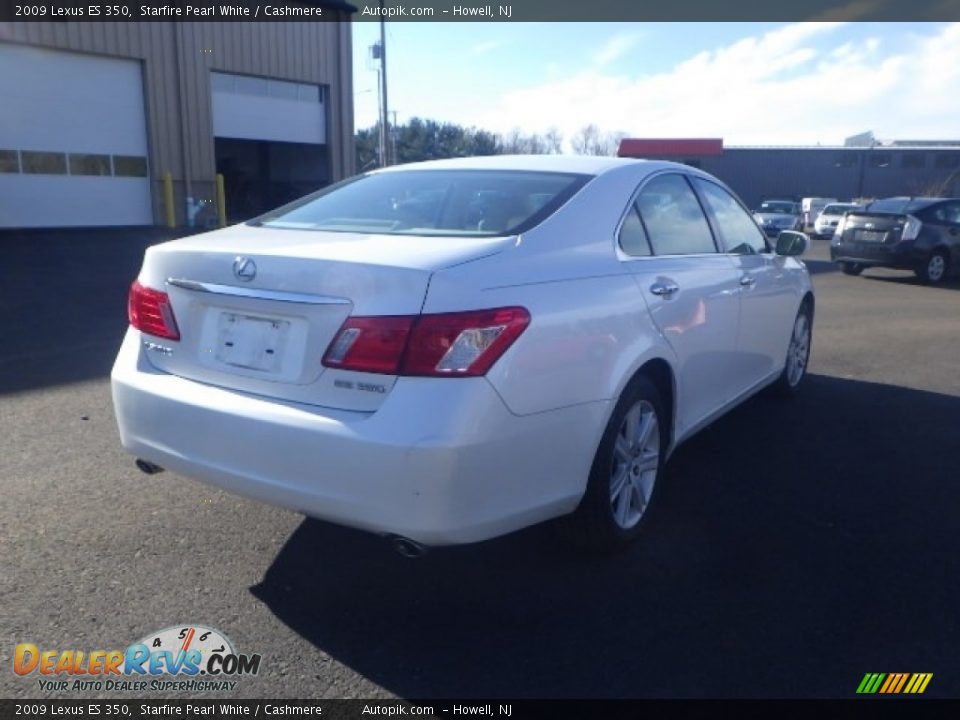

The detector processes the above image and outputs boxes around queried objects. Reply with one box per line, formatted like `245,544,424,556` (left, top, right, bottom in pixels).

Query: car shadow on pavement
250,373,959,698
801,258,839,275
862,273,960,291
0,228,193,395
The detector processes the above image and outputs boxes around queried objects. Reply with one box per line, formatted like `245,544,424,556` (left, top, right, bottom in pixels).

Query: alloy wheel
927,254,946,283
609,400,659,530
787,312,810,387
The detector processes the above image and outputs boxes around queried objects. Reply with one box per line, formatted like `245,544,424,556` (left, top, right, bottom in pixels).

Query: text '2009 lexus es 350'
112,156,813,552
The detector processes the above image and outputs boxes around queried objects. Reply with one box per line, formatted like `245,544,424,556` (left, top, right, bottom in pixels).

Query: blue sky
352,22,960,147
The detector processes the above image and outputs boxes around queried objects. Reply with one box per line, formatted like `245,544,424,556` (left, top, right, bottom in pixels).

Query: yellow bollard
215,173,227,228
163,173,175,228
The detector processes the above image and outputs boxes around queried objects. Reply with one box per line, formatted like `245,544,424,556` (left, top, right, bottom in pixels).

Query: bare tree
543,127,564,154
570,125,626,156
915,170,960,198
570,124,602,155
496,128,563,155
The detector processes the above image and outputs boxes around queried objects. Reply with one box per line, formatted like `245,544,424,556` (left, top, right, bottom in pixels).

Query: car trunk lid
836,211,909,245
135,224,513,411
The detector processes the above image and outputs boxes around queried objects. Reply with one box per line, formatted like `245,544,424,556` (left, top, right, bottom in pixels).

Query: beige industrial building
0,15,356,228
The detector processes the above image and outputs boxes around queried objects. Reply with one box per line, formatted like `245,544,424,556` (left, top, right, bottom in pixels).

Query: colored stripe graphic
857,672,932,694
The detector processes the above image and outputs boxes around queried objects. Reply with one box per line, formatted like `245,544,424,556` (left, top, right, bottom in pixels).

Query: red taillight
403,307,531,376
323,307,530,377
322,316,414,374
128,280,180,341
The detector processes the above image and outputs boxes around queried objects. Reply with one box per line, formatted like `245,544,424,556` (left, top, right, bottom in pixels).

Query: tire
916,250,948,285
840,262,864,276
562,375,665,551
772,302,812,397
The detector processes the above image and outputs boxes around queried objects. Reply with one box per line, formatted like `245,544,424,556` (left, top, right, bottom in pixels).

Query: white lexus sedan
112,156,813,553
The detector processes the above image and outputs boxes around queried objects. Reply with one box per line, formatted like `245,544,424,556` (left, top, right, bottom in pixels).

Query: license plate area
855,229,886,243
215,313,290,373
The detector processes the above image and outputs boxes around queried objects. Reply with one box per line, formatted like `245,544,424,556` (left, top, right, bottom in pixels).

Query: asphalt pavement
2,232,958,699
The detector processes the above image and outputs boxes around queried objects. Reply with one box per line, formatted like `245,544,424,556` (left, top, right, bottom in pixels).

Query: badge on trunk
233,256,257,282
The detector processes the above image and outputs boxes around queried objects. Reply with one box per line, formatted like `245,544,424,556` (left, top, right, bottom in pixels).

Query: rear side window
927,202,960,225
636,174,716,255
693,178,768,255
253,170,590,237
867,198,934,214
618,204,652,257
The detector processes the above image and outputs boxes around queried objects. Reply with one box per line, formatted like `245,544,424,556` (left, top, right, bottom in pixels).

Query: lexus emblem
233,256,257,282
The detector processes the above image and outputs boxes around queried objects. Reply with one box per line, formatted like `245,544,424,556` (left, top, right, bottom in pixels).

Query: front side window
694,178,768,255
635,174,716,255
254,170,590,237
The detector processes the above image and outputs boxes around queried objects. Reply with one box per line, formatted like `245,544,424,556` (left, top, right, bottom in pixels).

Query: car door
923,201,960,265
619,172,742,437
691,177,799,395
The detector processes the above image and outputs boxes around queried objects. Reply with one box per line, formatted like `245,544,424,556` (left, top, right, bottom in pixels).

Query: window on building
901,154,926,169
235,75,269,96
69,154,111,176
636,174,716,256
21,151,67,175
299,85,321,103
212,71,322,105
113,155,148,177
268,80,299,100
0,149,19,173
934,154,960,169
210,72,234,92
869,153,892,168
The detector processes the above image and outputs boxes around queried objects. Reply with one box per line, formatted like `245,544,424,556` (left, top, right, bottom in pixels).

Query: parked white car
813,202,862,238
112,156,813,553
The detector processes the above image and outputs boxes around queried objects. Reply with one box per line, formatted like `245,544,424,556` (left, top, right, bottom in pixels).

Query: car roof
872,196,957,206
373,154,666,176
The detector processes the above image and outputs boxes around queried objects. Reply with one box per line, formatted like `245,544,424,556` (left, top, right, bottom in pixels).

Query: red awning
618,138,724,158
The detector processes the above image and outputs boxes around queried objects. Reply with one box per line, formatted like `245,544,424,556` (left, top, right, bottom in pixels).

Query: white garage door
211,71,326,144
0,43,152,227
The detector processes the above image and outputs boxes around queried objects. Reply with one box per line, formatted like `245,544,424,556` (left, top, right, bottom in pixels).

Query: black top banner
0,0,959,22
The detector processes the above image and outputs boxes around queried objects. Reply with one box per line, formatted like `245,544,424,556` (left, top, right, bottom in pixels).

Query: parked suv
830,197,960,284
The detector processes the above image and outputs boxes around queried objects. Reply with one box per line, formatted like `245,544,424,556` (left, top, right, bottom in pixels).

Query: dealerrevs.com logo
14,625,262,693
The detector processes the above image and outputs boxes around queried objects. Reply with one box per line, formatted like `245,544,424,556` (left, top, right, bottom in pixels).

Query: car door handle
650,282,680,296
740,275,757,287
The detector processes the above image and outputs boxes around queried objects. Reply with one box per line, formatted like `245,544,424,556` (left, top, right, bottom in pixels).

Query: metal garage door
0,43,152,228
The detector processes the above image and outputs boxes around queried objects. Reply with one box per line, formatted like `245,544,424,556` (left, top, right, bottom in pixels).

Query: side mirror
775,230,808,257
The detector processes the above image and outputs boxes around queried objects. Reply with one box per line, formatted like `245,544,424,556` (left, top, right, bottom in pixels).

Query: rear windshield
252,170,591,236
821,204,859,215
757,201,797,214
865,198,934,214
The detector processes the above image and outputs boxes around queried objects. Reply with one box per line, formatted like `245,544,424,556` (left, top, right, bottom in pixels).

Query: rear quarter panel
422,166,677,417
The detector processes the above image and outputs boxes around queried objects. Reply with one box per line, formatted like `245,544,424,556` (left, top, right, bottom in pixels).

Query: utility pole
379,4,390,166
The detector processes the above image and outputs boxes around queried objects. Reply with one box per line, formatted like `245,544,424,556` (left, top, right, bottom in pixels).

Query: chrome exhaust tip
391,536,427,559
135,459,165,475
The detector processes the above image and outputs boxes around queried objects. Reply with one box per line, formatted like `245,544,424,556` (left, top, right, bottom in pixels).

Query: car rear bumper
111,330,606,545
830,239,920,268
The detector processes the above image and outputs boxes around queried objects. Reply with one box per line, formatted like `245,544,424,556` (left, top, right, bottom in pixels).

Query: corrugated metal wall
1,20,354,225
693,149,960,208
